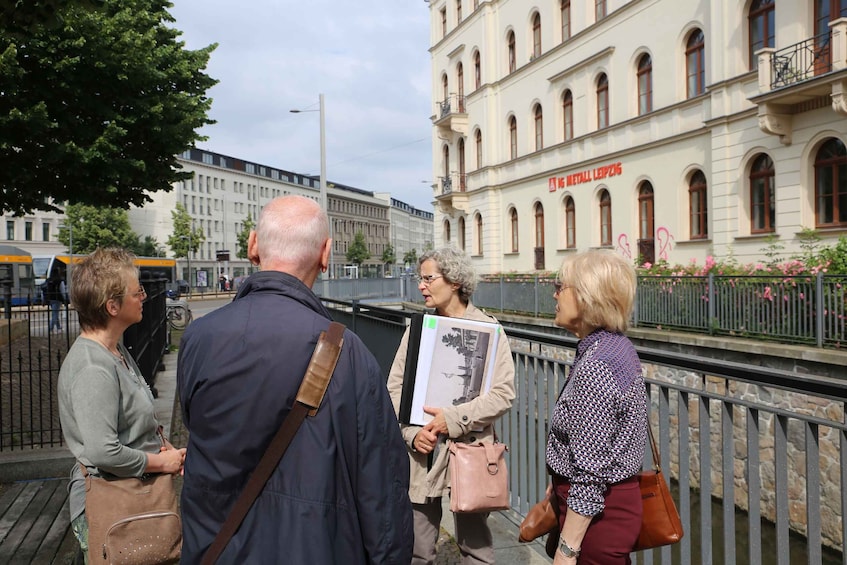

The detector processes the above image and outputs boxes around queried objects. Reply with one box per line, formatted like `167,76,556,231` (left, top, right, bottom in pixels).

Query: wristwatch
558,537,580,558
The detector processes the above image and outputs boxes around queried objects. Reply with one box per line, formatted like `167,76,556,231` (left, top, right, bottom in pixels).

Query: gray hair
256,196,328,266
419,246,477,303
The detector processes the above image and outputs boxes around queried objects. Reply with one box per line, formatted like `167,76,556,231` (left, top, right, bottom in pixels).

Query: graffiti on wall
656,226,675,261
616,234,632,259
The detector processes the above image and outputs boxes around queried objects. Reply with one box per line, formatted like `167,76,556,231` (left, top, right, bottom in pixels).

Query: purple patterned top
545,328,648,516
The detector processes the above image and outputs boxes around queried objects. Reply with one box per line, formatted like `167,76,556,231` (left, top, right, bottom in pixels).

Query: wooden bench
0,479,80,564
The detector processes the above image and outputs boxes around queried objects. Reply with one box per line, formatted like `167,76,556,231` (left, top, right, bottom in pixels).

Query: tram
0,245,35,306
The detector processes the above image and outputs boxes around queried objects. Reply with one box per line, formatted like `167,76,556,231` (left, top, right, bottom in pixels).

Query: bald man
178,195,413,564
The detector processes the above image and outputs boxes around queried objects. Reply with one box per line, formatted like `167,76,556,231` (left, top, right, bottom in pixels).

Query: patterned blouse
546,328,648,516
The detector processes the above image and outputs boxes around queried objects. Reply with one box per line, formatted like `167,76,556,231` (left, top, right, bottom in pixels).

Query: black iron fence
0,278,169,451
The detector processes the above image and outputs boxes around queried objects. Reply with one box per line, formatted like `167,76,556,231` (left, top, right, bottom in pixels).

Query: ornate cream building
429,0,847,273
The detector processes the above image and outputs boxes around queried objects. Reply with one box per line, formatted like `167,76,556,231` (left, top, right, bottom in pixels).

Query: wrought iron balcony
432,94,468,135
770,32,832,90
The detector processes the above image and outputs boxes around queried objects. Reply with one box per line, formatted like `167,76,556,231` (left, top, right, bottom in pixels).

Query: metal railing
325,300,846,563
436,93,467,119
771,31,832,89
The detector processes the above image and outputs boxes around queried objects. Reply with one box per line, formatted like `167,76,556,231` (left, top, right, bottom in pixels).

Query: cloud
168,0,434,211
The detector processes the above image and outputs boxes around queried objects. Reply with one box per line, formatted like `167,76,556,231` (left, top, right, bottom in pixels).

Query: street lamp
290,93,332,278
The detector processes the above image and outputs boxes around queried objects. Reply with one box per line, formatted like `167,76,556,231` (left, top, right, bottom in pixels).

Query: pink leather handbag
448,440,510,513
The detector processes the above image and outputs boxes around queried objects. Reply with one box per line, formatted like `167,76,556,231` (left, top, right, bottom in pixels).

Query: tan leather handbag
448,440,510,513
634,424,684,550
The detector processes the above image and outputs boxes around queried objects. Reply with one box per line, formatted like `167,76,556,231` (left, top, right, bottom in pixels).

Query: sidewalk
159,358,551,564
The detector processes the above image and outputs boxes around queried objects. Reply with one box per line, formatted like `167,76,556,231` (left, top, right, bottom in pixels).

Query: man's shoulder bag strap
201,321,346,565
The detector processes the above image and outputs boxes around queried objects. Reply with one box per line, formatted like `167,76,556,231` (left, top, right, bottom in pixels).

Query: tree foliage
403,248,418,267
0,0,217,215
57,203,139,254
381,243,395,265
236,212,255,259
166,202,204,258
345,231,370,266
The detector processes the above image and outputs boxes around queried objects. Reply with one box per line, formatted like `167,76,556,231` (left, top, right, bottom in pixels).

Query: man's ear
247,230,260,266
320,238,332,273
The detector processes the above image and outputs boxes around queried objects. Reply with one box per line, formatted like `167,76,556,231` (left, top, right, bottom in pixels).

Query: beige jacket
387,304,516,504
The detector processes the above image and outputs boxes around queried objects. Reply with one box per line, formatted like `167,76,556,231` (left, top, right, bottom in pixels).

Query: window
750,154,775,233
599,190,612,245
444,220,451,243
509,116,517,159
442,145,450,187
638,182,655,240
475,213,483,255
473,0,478,8
507,31,516,73
689,170,709,238
561,0,571,42
24,221,32,241
596,73,609,129
458,137,466,190
442,75,449,105
534,202,545,247
510,208,519,252
475,129,483,168
202,153,213,164
565,196,576,248
563,90,573,140
532,13,541,58
534,105,543,151
456,0,462,23
42,222,50,241
686,29,705,98
457,63,465,111
814,138,847,227
595,0,607,20
637,54,653,115
748,0,775,70
6,221,13,240
474,51,481,89
441,7,447,37
459,217,466,250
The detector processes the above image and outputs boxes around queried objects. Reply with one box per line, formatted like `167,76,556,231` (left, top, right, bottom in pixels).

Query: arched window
565,196,576,248
457,63,465,112
638,182,654,240
459,217,466,250
689,170,708,238
507,31,516,73
458,137,466,190
442,145,450,192
456,0,462,23
599,190,612,245
561,0,571,42
475,213,484,255
532,13,542,58
442,74,449,106
814,138,847,227
475,129,483,169
595,0,607,20
444,219,451,243
534,104,543,151
750,154,775,233
596,73,609,129
509,116,517,159
534,202,545,247
815,1,847,74
510,208,519,252
637,53,652,115
748,0,774,70
563,90,573,140
474,51,481,89
686,29,705,98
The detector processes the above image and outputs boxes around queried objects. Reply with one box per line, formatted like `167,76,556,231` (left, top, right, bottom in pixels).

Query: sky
166,0,435,212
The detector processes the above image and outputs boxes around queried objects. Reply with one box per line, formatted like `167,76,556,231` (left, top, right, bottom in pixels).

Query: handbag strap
201,321,345,565
646,420,661,472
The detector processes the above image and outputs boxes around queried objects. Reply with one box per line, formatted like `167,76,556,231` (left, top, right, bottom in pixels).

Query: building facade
429,0,847,274
3,148,434,282
376,194,436,276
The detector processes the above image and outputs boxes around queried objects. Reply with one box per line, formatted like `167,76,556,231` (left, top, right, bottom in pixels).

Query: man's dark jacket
177,271,413,564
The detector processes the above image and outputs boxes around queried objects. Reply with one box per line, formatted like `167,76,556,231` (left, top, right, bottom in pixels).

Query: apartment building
429,0,847,273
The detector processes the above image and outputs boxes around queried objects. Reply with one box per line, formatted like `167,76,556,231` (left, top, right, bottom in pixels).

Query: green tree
0,0,217,215
133,234,164,257
403,248,418,267
57,203,139,254
236,212,255,260
166,203,204,258
0,0,105,32
381,243,395,275
346,231,370,266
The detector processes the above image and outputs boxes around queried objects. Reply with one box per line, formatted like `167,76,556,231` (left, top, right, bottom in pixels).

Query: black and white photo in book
402,314,500,426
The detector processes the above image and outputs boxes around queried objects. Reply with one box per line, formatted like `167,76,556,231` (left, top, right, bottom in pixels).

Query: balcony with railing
432,93,468,135
752,18,847,144
433,173,469,214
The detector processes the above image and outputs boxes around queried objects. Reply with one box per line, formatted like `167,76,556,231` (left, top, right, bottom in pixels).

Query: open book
398,313,501,426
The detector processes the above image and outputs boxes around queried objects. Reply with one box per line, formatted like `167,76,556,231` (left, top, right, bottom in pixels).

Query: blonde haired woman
546,250,648,564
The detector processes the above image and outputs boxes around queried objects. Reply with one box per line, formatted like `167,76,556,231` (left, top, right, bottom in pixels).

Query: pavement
155,345,551,564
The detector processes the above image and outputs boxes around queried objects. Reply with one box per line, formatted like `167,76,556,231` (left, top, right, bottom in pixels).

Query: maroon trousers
552,475,642,564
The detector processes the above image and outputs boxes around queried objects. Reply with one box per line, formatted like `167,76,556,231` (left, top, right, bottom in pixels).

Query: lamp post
180,231,192,295
290,93,332,278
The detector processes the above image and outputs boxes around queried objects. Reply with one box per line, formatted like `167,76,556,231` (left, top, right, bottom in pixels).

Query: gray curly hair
418,246,477,304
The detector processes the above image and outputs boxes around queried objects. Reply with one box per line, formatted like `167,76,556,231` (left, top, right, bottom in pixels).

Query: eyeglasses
417,274,444,286
552,280,572,295
115,286,147,300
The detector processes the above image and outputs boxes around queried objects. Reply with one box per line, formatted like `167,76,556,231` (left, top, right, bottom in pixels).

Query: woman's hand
553,549,578,565
422,406,448,435
147,446,186,475
412,428,439,454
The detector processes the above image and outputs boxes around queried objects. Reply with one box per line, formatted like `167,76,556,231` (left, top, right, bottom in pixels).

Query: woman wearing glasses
58,248,185,562
387,246,515,564
546,250,648,564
